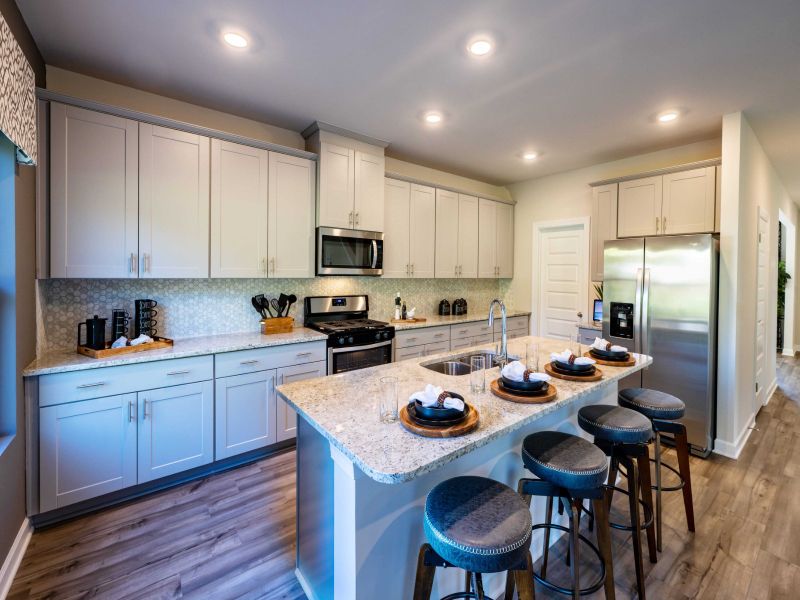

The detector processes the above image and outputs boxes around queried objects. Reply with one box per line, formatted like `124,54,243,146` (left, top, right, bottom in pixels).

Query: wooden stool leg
606,456,619,512
465,571,472,594
412,544,436,600
513,550,537,600
568,500,582,600
592,495,616,600
625,458,647,600
541,495,554,578
654,432,663,552
505,568,516,600
636,449,658,563
675,427,696,533
473,572,486,600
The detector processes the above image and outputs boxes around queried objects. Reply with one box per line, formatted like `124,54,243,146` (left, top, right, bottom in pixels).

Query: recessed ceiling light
657,110,679,123
223,32,248,48
424,111,443,124
468,39,493,57
522,151,538,161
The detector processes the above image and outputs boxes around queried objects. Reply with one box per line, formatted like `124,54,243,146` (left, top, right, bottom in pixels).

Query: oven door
328,340,394,375
317,227,383,276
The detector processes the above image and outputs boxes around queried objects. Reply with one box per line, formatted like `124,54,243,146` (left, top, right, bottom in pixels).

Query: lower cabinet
215,371,276,460
395,345,425,361
276,361,326,442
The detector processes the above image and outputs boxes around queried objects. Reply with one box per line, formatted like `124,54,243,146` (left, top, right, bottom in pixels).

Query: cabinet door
661,166,716,235
139,124,210,278
714,165,721,233
50,103,139,278
138,381,213,483
318,142,354,229
269,152,316,278
478,199,497,278
395,345,425,361
210,139,269,278
276,361,326,442
354,151,385,232
496,202,514,278
409,183,436,278
215,370,276,459
383,178,411,278
617,176,661,238
590,184,618,280
458,194,480,278
40,394,137,511
435,189,459,278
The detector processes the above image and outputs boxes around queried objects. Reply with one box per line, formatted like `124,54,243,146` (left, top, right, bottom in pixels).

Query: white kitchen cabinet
139,123,210,278
269,152,316,278
210,139,269,278
661,166,716,235
458,195,480,278
478,199,497,278
276,361,326,442
590,183,618,281
354,151,385,232
715,166,721,233
617,175,662,238
50,102,139,278
137,381,214,483
409,184,437,278
395,345,426,362
496,202,514,278
215,370,276,459
435,189,459,277
317,142,355,230
383,178,412,278
40,393,137,511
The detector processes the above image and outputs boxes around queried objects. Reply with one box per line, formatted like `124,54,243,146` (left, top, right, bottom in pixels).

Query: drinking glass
470,355,486,394
526,342,540,372
572,331,583,358
379,376,399,423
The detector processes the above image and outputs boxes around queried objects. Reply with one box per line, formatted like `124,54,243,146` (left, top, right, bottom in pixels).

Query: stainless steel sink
421,351,520,375
423,361,472,376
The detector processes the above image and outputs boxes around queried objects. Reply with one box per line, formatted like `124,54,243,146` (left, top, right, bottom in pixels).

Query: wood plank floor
9,355,800,599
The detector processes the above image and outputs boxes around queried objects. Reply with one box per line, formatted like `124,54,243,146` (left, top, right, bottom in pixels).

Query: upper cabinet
317,142,355,229
617,175,662,238
50,103,139,278
590,183,618,281
383,178,435,278
457,195,479,278
354,150,385,231
478,199,514,278
435,192,479,278
496,202,514,278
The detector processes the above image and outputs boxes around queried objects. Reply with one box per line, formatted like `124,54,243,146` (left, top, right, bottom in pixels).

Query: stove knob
384,331,391,340
375,332,381,341
348,336,354,344
338,336,346,345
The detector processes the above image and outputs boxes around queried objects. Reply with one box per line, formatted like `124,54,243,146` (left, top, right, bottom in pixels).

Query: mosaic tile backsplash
38,277,508,352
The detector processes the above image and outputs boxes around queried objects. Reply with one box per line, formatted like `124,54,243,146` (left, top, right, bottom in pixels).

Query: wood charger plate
490,379,558,404
583,351,636,367
544,361,603,382
399,402,479,438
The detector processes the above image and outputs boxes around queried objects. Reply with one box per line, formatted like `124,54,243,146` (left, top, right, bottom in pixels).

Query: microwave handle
370,240,378,269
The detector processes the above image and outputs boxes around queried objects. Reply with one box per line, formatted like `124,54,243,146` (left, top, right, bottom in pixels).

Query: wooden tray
544,361,603,382
391,317,427,324
490,379,558,404
583,351,636,367
77,336,174,359
399,402,479,438
261,317,294,335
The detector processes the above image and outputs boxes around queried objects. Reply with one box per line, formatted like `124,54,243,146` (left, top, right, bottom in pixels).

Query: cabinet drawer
395,345,425,361
39,355,214,407
423,341,450,356
214,341,326,378
395,326,449,349
450,337,474,351
493,316,529,333
473,333,494,345
451,322,492,340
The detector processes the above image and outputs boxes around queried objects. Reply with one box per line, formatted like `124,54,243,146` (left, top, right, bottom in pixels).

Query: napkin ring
436,391,450,407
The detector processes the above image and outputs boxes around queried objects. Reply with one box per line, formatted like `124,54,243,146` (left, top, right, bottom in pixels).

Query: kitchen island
278,336,651,600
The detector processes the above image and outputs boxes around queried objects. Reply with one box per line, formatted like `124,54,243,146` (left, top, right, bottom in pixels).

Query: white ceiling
16,0,800,193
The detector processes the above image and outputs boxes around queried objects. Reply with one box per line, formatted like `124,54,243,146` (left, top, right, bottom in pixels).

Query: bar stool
618,388,695,552
578,405,657,600
413,475,536,600
506,431,615,600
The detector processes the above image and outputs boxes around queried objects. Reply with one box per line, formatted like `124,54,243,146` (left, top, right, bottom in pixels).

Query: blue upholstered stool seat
578,405,653,444
522,431,608,490
619,387,686,421
423,476,532,574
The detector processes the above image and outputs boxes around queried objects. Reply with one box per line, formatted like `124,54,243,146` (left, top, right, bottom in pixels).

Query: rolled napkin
410,384,465,412
130,334,154,346
111,336,128,349
550,349,595,366
501,360,551,383
591,337,627,353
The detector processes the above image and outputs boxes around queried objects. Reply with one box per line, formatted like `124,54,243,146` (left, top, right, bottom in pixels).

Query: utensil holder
261,317,294,335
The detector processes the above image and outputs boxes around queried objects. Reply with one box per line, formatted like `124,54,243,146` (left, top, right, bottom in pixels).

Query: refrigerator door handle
633,268,644,356
642,268,652,363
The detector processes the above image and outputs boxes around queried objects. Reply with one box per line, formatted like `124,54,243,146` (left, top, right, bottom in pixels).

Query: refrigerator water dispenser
610,302,634,339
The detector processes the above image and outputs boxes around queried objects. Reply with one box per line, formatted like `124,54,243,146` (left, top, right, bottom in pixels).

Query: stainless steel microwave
316,227,384,276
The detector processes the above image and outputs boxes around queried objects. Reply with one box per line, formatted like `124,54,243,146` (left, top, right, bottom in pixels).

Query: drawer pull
458,329,468,334
166,369,190,376
406,337,417,342
434,333,446,338
296,352,313,358
240,359,260,365
76,381,106,389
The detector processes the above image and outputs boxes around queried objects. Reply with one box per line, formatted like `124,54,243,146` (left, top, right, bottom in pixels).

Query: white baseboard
713,413,756,459
0,519,31,600
782,348,795,357
764,378,777,405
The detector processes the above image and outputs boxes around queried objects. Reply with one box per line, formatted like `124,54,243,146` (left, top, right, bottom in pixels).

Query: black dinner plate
407,402,469,427
413,392,466,420
498,380,550,397
589,347,629,361
553,359,595,373
501,375,547,392
551,362,596,377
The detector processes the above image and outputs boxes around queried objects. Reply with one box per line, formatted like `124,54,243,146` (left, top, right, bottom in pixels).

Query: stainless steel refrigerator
603,234,718,456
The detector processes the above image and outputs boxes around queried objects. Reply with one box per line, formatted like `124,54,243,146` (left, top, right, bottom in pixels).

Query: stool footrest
531,523,607,595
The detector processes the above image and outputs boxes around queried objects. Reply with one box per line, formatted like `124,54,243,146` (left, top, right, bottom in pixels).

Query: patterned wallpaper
0,11,36,164
38,277,509,351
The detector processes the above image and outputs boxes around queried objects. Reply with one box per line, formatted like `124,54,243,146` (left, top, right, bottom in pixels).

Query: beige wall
505,138,722,313
385,156,512,202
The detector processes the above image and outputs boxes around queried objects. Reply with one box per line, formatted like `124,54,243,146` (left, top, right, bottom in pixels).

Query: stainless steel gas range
303,295,395,375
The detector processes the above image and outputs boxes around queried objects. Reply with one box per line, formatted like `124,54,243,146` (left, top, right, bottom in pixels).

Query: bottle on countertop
401,302,407,320
394,293,402,320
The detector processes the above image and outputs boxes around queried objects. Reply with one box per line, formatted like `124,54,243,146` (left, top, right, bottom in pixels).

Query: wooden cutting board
399,402,479,438
583,351,636,367
490,379,558,404
544,361,603,382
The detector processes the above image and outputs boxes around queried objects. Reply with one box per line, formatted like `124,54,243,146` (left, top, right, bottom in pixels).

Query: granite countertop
277,335,651,484
385,310,531,331
24,328,328,377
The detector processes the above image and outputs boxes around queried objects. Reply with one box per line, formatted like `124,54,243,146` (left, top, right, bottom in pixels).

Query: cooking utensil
260,296,274,318
277,293,289,317
251,296,266,319
270,298,281,318
285,294,297,316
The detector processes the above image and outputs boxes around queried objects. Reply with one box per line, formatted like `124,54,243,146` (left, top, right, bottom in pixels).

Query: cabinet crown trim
589,157,721,188
385,173,514,205
301,120,389,148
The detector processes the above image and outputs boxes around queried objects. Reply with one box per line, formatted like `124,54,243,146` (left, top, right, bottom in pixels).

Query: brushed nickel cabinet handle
166,369,190,376
663,216,667,233
240,359,260,365
434,333,445,338
77,381,106,389
656,217,660,234
296,351,313,358
128,400,136,422
270,258,275,274
143,399,149,420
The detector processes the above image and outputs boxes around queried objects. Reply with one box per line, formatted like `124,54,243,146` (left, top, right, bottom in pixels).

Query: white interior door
409,183,436,278
269,152,315,278
383,178,411,278
755,208,769,410
535,220,588,340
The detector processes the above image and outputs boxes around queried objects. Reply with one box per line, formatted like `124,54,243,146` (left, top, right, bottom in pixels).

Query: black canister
78,315,107,350
438,299,451,316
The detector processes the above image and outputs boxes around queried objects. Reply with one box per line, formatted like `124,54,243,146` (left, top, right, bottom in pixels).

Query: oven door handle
370,240,378,269
329,339,393,354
